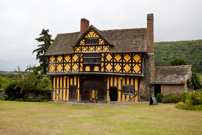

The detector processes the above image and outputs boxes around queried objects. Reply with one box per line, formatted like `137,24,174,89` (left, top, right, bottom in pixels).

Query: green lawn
0,101,202,135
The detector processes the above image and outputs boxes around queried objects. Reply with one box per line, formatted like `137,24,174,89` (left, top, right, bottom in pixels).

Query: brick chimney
80,18,89,34
147,14,154,53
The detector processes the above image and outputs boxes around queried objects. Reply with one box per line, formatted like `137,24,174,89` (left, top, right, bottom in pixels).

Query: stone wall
161,84,184,96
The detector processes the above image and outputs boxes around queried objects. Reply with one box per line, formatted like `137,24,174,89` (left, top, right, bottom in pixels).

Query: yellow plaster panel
101,53,104,61
65,64,70,72
56,77,59,100
65,55,71,62
103,46,109,52
77,90,79,102
60,76,62,100
78,76,80,88
96,46,102,52
131,78,134,85
67,76,69,88
115,54,121,62
110,76,113,87
106,53,112,62
127,78,129,85
73,64,78,72
73,54,79,62
107,76,109,89
67,89,69,101
135,78,138,102
133,64,141,73
94,66,99,71
101,63,104,72
89,46,95,52
106,64,112,71
83,47,87,52
63,89,65,101
79,39,85,45
92,90,95,98
126,95,129,102
75,47,81,52
107,90,109,102
63,76,66,101
99,38,104,45
135,92,138,102
74,76,77,85
135,78,138,91
57,64,63,72
53,77,55,100
50,56,55,63
124,54,131,62
133,54,141,62
115,64,121,72
49,65,55,72
85,66,90,71
80,63,83,71
57,55,63,62
85,30,99,38
114,77,117,87
124,64,130,73
130,95,133,102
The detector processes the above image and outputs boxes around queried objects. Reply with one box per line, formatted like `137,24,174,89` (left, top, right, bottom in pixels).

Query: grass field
0,101,202,135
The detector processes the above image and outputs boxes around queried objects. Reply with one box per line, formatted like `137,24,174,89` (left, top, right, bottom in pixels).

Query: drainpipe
145,54,147,101
147,54,151,101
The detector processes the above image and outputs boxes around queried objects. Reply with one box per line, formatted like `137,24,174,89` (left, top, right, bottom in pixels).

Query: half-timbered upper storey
46,19,147,76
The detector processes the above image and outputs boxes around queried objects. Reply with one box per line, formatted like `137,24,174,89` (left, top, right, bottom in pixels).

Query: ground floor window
122,85,134,94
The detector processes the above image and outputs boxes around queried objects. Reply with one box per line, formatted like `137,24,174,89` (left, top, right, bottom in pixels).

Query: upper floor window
85,38,98,45
83,53,100,64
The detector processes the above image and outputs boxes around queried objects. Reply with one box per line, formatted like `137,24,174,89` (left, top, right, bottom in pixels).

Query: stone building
154,65,192,96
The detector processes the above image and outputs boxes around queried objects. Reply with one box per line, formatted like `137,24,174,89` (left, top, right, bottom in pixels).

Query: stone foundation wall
161,84,184,96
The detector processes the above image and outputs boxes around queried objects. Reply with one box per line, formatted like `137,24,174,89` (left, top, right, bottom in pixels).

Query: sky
0,0,202,71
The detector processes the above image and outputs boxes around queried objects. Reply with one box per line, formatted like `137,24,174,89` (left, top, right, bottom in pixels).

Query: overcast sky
0,0,202,71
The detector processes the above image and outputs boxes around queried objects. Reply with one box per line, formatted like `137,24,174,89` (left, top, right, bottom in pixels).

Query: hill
154,39,202,73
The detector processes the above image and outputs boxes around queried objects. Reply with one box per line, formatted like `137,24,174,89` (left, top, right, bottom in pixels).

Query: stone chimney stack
80,18,89,34
147,14,154,53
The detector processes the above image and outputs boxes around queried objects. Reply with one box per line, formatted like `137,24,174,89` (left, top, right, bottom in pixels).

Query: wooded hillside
154,40,202,73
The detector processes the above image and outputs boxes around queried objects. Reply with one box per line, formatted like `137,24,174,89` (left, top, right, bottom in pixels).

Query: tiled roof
154,65,192,84
45,26,147,56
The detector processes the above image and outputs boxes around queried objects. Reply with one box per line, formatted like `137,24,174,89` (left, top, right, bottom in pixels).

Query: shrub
0,96,5,100
180,92,188,102
185,90,202,106
161,94,181,103
156,93,164,102
162,97,168,103
176,90,202,110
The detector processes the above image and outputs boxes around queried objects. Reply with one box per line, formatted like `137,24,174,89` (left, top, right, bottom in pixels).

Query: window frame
122,85,134,94
85,38,99,45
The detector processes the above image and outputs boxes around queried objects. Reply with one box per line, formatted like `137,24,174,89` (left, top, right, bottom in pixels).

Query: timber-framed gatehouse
46,14,155,103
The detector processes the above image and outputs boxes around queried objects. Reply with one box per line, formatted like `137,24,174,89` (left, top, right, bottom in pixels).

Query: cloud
0,0,202,71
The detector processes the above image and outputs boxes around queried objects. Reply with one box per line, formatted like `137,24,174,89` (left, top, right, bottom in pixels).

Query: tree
169,58,187,66
33,29,53,74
